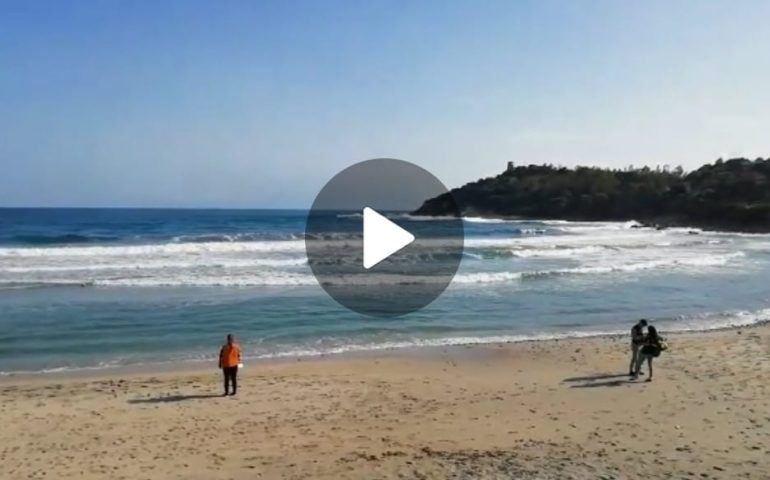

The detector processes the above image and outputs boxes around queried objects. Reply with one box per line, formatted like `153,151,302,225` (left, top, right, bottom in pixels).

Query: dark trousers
222,366,238,394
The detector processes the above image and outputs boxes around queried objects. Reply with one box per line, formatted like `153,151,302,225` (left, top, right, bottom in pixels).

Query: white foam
461,216,510,224
664,308,770,331
0,257,306,273
0,239,306,258
7,307,766,376
97,273,318,287
511,245,607,258
452,272,523,283
0,219,759,290
535,219,569,225
248,307,770,360
554,220,642,232
77,252,742,287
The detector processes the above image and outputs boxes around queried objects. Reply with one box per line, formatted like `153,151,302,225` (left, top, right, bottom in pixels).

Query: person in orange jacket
218,334,241,396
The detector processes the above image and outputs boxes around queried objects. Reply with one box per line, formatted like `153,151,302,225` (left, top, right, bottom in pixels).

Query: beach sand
1,325,769,479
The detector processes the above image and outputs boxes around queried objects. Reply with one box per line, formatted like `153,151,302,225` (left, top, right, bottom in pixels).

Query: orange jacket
219,343,241,368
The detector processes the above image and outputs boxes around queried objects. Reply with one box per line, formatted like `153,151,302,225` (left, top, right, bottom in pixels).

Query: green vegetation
414,158,770,232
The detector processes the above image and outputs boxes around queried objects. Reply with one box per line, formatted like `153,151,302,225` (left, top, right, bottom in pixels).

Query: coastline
441,211,770,234
2,324,768,479
2,315,767,381
413,158,770,234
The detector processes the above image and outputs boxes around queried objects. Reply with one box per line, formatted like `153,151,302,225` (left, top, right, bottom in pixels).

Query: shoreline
2,320,766,383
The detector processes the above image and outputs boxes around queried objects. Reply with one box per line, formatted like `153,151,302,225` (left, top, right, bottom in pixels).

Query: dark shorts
640,345,660,357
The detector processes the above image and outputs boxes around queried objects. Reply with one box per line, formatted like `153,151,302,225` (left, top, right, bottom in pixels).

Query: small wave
698,230,770,238
248,307,770,359
456,252,745,284
92,273,317,287
461,216,510,224
0,252,742,289
518,228,547,235
388,214,459,221
391,214,544,229
0,257,306,274
463,231,664,249
0,360,125,376
0,280,94,290
339,212,459,222
303,232,362,241
5,307,767,375
511,245,607,258
453,272,523,283
0,239,307,258
665,308,770,331
171,232,302,243
522,252,745,278
6,233,121,245
555,220,643,233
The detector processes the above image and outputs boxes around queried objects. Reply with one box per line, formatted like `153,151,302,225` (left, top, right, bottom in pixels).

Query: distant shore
413,158,770,233
2,323,768,479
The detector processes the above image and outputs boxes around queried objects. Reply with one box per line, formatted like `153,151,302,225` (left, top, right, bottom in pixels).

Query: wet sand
1,325,769,479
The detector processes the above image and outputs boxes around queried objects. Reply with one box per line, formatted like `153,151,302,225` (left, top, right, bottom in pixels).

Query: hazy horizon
2,1,769,208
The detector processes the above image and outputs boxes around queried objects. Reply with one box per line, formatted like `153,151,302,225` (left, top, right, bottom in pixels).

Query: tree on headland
413,158,770,232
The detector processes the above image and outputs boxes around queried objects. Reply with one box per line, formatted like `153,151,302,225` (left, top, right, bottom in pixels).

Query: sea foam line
0,251,743,289
4,308,767,376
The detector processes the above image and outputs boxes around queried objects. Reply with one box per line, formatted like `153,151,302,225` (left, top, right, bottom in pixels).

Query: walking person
633,326,664,382
629,319,648,376
219,334,241,396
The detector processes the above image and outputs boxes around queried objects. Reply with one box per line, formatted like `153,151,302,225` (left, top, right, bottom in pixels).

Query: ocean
1,208,769,374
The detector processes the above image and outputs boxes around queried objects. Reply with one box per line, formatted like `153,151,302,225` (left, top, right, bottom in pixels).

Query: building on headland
507,161,514,172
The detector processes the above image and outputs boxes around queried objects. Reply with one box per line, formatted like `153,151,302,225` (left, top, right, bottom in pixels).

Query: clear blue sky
1,0,768,208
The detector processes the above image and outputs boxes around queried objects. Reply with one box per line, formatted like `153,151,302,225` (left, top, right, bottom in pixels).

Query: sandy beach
1,325,768,480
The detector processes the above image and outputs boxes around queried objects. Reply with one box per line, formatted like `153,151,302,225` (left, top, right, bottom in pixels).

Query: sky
1,0,769,208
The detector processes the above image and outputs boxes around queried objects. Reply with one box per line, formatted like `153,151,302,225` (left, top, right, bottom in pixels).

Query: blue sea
1,208,769,374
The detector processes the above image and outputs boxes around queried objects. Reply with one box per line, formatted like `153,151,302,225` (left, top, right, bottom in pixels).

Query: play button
305,159,464,317
363,207,415,269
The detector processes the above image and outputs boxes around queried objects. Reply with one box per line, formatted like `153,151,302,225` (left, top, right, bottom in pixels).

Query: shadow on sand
562,373,630,383
569,379,634,388
128,393,223,404
563,372,639,389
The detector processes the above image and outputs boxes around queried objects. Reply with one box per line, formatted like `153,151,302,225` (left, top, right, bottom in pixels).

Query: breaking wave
0,216,759,292
4,307,768,375
0,251,743,289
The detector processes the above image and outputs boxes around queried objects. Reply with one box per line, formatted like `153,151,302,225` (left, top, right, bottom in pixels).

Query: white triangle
363,207,415,269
